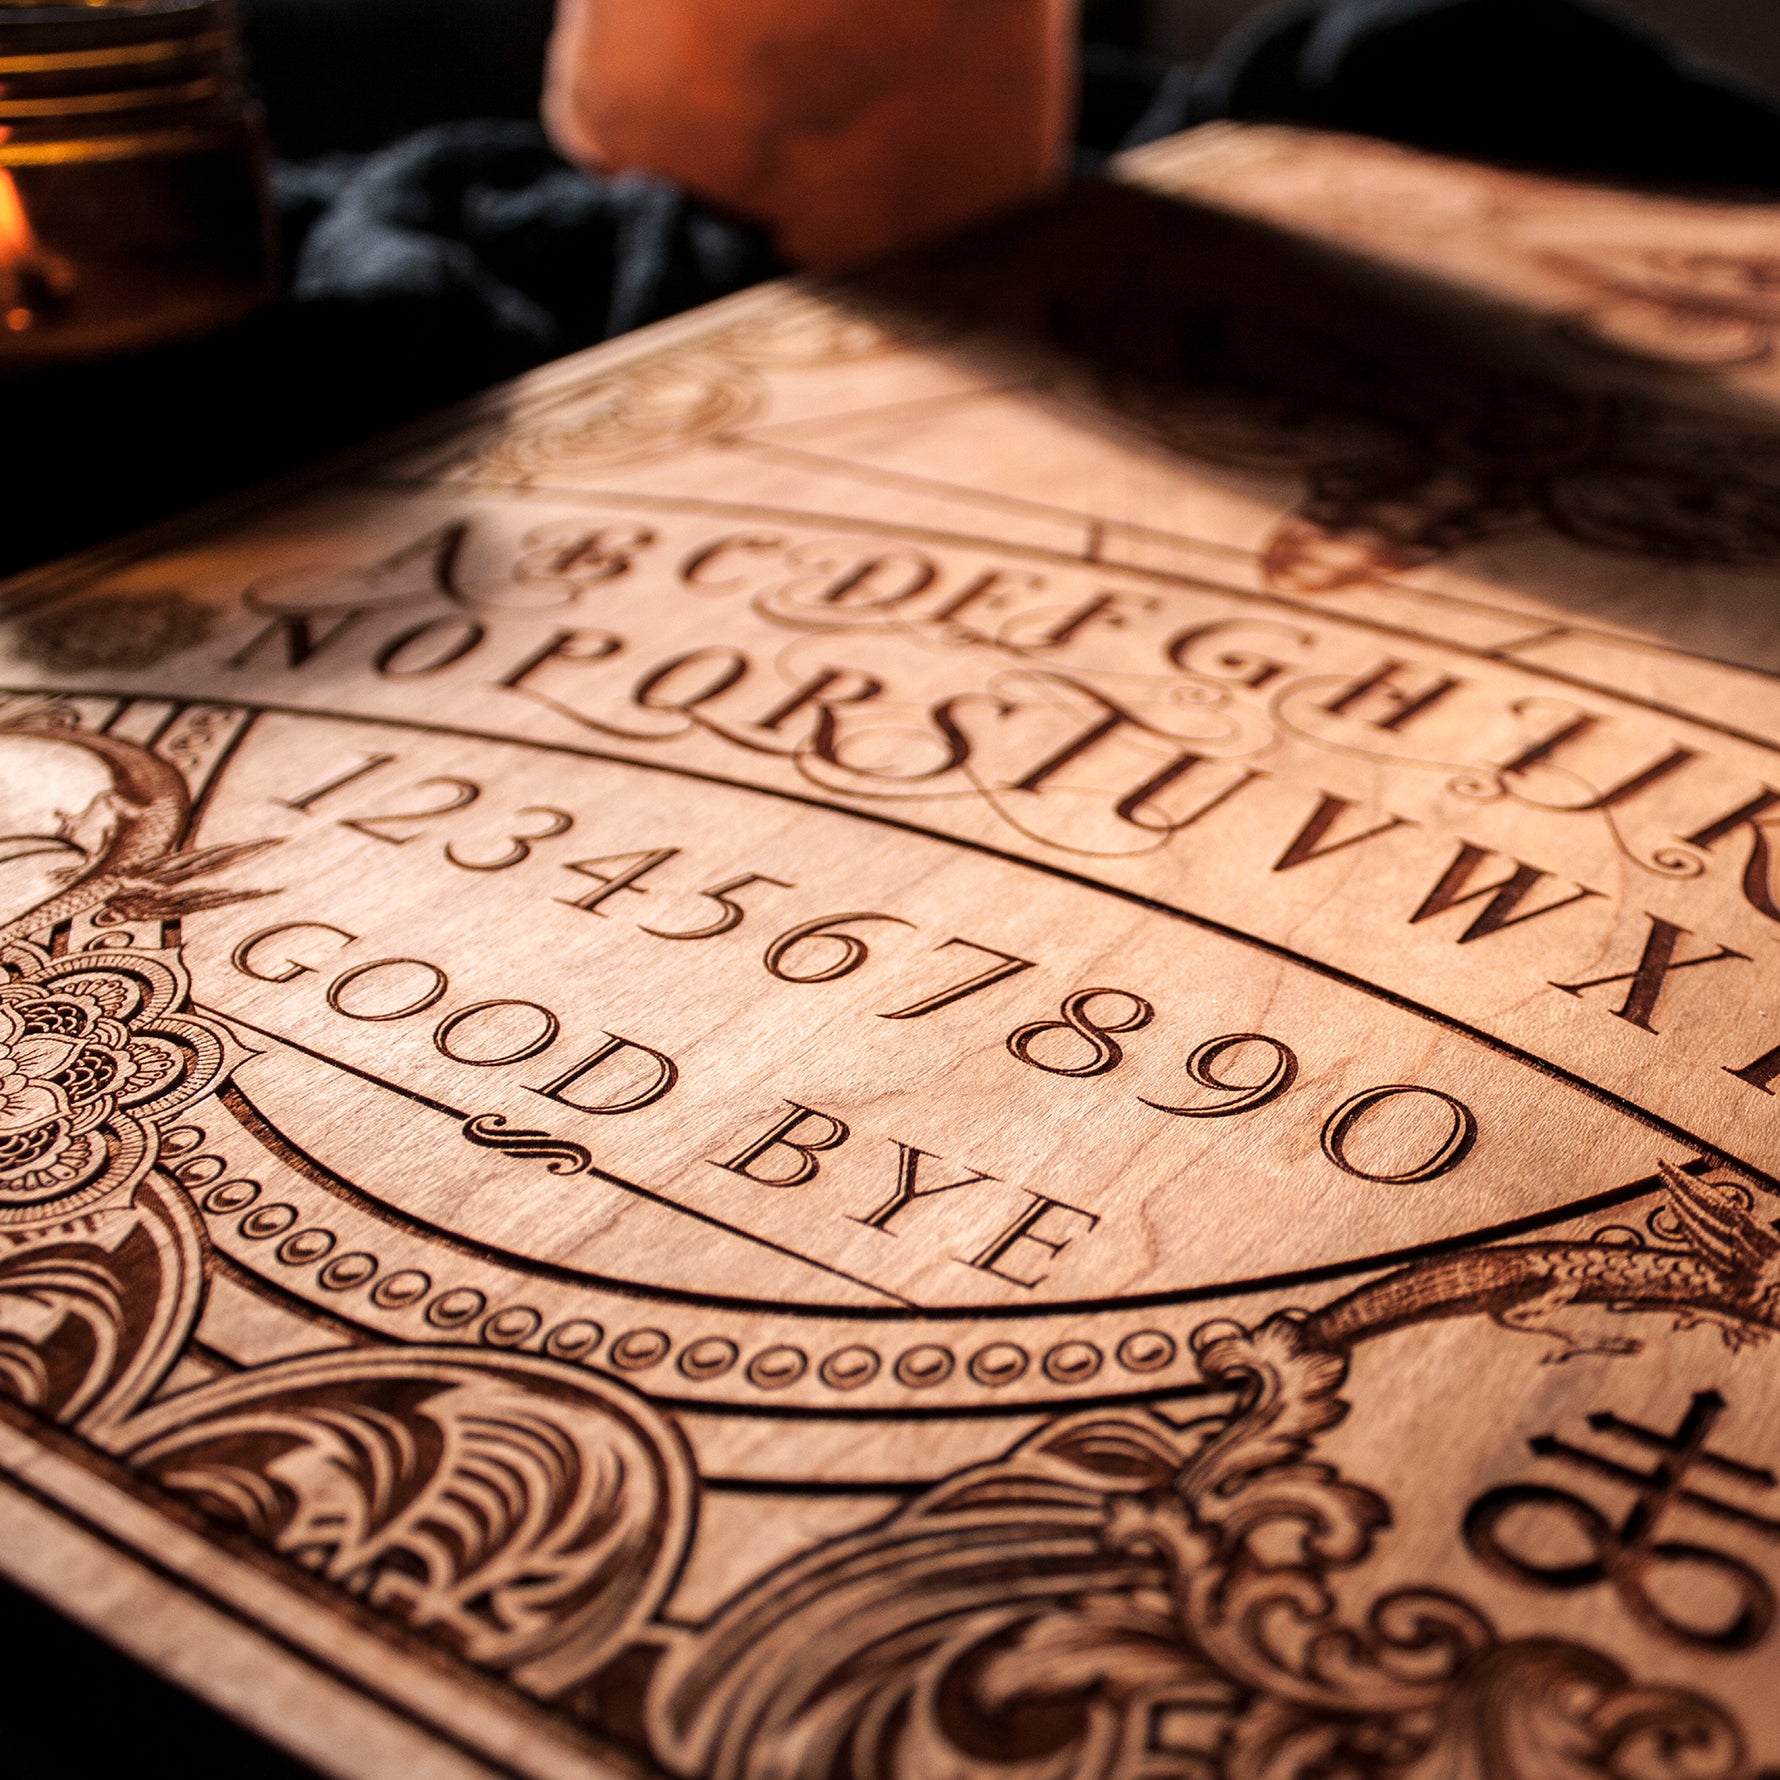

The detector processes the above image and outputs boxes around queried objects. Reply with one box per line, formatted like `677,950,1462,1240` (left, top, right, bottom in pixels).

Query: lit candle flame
0,165,77,333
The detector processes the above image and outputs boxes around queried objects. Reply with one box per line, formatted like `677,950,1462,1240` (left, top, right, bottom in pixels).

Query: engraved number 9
1139,1032,1299,1118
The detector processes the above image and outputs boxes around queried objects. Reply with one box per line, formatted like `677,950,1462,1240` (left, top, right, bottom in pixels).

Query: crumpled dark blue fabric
276,119,780,360
1134,0,1780,183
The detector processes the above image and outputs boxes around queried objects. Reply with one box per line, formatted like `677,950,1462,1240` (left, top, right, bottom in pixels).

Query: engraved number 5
642,872,794,940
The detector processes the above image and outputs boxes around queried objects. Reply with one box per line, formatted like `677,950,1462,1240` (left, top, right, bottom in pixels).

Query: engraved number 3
445,807,574,873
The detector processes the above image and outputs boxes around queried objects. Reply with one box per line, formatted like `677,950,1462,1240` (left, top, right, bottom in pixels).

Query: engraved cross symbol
1463,1390,1780,1651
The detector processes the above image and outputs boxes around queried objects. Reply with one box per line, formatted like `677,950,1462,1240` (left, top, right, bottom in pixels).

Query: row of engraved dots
591,1328,1182,1390
175,1154,612,1359
167,1137,1184,1391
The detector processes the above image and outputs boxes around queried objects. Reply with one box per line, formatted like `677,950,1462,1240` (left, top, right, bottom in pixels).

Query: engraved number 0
1320,1084,1477,1183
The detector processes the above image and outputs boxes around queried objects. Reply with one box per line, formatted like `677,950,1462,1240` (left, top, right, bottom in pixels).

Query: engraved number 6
763,912,912,984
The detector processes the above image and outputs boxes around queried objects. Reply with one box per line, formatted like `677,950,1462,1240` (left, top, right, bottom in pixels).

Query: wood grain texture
4,122,1780,1777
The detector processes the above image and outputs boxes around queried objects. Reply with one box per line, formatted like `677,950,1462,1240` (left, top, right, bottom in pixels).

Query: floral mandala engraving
0,941,249,1221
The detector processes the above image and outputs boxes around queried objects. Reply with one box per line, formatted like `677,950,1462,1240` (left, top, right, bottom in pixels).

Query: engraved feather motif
1655,1159,1780,1310
0,722,283,942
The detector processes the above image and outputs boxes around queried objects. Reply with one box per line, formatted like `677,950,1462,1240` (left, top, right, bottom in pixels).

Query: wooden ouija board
6,123,1780,1776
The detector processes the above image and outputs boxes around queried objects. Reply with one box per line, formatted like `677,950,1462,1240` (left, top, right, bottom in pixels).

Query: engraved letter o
1319,1083,1477,1184
326,957,449,1021
433,999,560,1066
374,616,487,678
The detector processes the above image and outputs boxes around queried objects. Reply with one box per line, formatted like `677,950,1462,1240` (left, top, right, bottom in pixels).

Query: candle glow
0,160,76,334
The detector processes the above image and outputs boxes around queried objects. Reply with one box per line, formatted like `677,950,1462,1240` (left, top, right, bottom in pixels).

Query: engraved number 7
880,936,1035,1020
641,872,793,940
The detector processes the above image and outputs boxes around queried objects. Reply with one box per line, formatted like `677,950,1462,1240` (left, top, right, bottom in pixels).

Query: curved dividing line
215,696,1778,1170
218,1084,894,1318
218,1078,1681,1328
165,697,1780,1329
385,476,1780,732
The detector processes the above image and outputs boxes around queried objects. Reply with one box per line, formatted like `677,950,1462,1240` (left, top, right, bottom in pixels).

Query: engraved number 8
1006,988,1155,1078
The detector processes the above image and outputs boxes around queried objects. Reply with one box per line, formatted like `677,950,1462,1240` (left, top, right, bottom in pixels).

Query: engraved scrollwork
466,284,947,483
474,354,761,482
646,1311,1755,1779
0,1156,697,1711
1544,246,1780,369
1,1152,695,1702
647,1405,1197,1780
1071,283,1780,593
0,1172,202,1440
119,1346,695,1696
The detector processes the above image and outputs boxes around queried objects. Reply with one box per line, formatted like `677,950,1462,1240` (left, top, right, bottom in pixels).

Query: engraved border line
117,691,1780,1328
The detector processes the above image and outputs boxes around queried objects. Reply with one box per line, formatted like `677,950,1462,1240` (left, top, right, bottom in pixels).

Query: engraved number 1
277,751,396,813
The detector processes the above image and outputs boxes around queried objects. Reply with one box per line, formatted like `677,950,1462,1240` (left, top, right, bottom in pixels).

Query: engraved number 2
340,777,481,844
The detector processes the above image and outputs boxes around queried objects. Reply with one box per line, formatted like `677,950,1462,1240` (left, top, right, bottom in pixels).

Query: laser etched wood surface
5,123,1780,1778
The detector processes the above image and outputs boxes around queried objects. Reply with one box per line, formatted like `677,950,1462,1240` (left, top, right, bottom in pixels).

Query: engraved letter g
231,921,358,983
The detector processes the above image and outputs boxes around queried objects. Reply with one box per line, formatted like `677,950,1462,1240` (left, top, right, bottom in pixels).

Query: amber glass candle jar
0,0,272,364
543,0,1077,269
